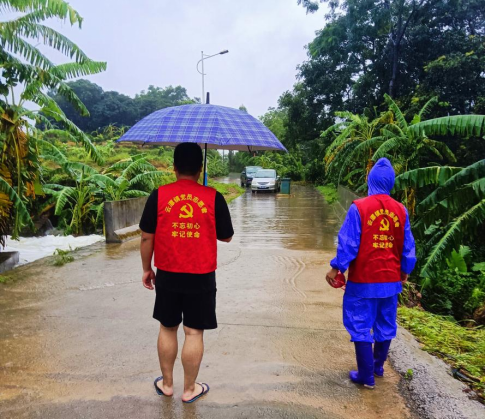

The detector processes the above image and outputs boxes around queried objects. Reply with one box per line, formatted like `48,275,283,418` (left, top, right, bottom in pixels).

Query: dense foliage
294,0,485,121
48,81,196,132
0,0,106,241
248,0,484,184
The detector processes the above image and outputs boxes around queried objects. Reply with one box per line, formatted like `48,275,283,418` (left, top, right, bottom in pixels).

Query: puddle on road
230,185,341,251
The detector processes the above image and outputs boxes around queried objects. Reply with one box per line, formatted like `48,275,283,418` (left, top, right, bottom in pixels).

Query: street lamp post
196,49,229,185
197,49,228,104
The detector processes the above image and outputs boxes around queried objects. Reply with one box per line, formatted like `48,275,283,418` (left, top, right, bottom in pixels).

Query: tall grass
398,307,485,399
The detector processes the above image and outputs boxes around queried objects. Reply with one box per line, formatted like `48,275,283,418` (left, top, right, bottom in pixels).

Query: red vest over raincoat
154,180,217,274
348,194,406,284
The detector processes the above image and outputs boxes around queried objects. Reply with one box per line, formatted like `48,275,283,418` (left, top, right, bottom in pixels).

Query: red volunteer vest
154,179,217,274
348,194,406,284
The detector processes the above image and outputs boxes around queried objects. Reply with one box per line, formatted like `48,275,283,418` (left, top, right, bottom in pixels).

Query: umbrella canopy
117,104,287,152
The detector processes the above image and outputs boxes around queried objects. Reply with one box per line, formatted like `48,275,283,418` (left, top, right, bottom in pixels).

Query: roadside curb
390,327,485,419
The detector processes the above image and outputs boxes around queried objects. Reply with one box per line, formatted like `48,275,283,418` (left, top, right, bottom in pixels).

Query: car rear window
254,170,276,178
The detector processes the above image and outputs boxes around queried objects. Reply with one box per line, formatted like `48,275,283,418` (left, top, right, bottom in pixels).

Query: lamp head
219,50,229,55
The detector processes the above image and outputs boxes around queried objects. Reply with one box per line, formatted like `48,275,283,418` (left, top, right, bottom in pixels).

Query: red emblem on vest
348,194,406,283
154,180,217,274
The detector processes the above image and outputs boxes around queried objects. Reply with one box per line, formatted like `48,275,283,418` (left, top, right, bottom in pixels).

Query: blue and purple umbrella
118,104,286,151
117,104,286,184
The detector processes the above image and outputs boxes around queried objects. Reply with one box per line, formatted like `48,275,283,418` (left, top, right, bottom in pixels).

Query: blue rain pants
342,293,398,343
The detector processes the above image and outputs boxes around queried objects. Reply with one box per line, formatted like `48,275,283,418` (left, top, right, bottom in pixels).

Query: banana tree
322,110,385,185
40,147,171,234
394,160,485,279
326,96,484,211
0,0,106,241
42,161,99,235
91,155,164,201
371,95,457,172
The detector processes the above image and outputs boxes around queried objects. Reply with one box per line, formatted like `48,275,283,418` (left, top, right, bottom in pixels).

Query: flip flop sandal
182,382,210,404
154,376,172,397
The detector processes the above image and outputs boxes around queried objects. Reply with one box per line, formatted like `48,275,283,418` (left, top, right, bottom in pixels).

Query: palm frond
55,61,106,79
39,108,103,164
38,138,67,165
104,160,131,173
0,0,82,25
394,166,463,191
384,94,408,130
0,176,34,235
334,111,360,120
336,136,385,183
342,136,385,163
324,125,354,159
42,183,65,192
123,190,150,198
417,160,485,214
53,185,76,215
372,137,406,161
89,174,117,189
422,139,457,163
420,178,485,227
409,115,485,139
0,33,54,68
129,171,170,189
382,125,405,138
94,202,104,226
420,199,485,277
121,158,156,180
2,23,92,62
63,161,98,177
417,96,438,121
23,78,89,117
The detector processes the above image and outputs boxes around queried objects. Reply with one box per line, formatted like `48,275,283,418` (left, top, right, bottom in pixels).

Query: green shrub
52,248,74,266
420,247,485,320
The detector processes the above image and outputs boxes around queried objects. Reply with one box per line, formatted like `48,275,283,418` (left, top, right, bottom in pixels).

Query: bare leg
181,326,205,401
156,324,179,396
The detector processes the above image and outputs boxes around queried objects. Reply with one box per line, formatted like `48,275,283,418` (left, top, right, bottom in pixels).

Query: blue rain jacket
330,158,416,298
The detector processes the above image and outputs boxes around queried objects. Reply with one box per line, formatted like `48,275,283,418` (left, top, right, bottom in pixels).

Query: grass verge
316,184,339,204
209,181,245,203
398,306,485,399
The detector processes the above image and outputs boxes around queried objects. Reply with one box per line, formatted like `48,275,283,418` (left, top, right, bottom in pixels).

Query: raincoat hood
367,158,395,196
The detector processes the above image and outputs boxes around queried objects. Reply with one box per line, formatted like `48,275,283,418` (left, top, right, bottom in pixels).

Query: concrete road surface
0,186,412,418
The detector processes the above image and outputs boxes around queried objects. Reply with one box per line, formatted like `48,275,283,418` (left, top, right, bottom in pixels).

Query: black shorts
153,288,217,330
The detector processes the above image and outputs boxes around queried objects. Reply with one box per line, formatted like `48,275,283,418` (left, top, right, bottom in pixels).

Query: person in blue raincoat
326,158,416,389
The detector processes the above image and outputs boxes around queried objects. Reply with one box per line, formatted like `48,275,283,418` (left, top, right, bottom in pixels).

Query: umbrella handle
203,143,208,186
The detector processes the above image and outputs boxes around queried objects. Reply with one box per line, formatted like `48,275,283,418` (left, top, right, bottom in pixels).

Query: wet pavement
0,182,413,418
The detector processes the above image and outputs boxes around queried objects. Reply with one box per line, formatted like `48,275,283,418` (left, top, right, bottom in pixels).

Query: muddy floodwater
0,182,413,418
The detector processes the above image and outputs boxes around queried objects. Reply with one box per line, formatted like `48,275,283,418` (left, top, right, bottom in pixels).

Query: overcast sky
45,0,327,117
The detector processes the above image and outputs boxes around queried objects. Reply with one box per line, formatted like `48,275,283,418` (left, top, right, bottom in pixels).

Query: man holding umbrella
139,143,234,403
326,158,416,389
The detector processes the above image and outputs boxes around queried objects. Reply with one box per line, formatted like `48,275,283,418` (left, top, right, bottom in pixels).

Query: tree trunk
389,43,399,98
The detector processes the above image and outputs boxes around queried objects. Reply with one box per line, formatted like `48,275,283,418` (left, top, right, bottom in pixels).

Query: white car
251,169,281,193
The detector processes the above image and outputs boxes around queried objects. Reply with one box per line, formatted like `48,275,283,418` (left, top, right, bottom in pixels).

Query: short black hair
174,142,203,175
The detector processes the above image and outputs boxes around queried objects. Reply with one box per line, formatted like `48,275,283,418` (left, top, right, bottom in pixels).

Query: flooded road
0,184,412,418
